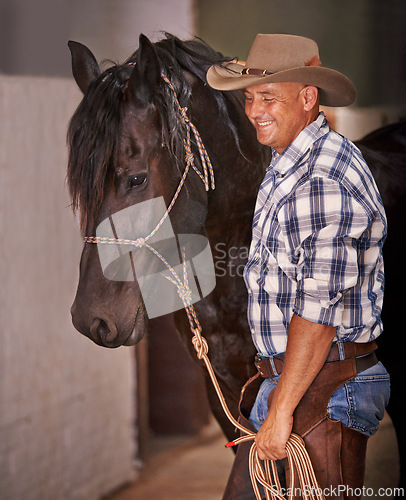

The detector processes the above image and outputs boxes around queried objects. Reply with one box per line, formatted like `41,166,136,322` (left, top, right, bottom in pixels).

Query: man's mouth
256,119,274,128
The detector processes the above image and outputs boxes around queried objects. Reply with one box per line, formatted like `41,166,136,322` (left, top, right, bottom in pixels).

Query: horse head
67,35,213,347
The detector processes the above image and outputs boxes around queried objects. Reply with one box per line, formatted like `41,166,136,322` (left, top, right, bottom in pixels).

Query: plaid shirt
243,113,387,357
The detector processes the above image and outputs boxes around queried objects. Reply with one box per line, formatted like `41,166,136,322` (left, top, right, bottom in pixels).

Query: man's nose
246,98,264,119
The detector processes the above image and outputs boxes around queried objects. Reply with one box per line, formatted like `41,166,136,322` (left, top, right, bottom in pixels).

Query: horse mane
67,33,240,232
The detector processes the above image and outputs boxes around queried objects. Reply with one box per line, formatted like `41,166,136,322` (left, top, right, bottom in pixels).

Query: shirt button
247,289,252,295
251,329,255,334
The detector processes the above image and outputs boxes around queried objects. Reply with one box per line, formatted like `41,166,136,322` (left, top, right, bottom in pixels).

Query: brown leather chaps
222,356,370,500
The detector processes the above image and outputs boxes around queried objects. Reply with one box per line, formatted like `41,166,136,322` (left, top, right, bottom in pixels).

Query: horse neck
191,89,269,249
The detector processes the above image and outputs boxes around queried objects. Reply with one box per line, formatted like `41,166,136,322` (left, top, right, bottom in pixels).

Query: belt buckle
254,354,268,378
254,354,280,378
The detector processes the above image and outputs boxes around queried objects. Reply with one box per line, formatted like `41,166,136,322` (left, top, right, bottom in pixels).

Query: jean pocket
327,361,390,436
249,378,278,431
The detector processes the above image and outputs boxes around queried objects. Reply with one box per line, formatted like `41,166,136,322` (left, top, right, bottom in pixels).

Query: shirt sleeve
278,176,371,326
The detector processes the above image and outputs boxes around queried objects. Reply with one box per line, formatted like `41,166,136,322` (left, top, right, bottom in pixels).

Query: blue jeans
249,361,390,436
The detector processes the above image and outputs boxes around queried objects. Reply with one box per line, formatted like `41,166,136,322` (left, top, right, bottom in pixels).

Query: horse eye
128,173,147,189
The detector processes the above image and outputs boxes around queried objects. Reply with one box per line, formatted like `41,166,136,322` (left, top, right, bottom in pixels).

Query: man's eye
128,174,147,188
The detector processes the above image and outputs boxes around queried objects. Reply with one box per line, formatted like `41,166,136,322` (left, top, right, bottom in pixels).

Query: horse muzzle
70,301,146,348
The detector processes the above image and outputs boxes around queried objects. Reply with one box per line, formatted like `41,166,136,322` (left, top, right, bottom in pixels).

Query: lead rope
85,71,324,500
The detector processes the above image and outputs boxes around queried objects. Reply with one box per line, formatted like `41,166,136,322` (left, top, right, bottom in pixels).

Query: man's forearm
272,314,336,415
255,313,336,460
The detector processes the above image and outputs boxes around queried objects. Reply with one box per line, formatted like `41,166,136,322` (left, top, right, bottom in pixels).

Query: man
207,34,390,499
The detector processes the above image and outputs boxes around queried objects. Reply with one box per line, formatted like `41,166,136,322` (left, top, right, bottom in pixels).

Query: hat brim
206,62,356,107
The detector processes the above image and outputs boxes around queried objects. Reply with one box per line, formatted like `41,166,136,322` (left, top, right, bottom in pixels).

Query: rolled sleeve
294,277,344,325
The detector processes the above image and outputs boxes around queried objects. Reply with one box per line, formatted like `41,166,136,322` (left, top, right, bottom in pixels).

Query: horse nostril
90,318,118,345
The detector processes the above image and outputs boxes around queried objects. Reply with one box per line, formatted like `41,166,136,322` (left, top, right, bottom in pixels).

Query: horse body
170,81,265,437
356,122,406,494
67,34,405,485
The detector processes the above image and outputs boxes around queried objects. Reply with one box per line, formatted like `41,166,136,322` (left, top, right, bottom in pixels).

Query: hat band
241,68,275,77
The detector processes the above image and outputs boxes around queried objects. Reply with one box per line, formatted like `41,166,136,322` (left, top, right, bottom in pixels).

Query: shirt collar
268,112,329,175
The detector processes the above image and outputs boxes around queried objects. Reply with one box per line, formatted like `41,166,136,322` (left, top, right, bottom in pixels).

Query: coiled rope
84,70,325,500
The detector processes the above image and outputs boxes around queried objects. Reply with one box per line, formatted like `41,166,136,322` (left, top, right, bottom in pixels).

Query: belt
255,340,378,379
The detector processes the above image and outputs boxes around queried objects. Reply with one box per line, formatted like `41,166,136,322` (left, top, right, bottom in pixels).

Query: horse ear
68,40,101,94
126,34,161,103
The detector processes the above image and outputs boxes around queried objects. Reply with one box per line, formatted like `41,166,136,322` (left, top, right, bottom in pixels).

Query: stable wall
0,75,136,500
0,2,198,497
196,0,406,111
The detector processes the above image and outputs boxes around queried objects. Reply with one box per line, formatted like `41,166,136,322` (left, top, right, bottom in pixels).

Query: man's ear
303,85,319,111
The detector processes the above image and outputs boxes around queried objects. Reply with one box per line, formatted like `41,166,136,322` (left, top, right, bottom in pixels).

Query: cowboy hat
206,34,356,107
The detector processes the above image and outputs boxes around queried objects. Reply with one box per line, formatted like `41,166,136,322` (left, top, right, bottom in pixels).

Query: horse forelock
67,64,131,232
67,33,239,233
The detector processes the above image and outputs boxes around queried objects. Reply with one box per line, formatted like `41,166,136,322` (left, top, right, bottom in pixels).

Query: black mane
67,33,239,231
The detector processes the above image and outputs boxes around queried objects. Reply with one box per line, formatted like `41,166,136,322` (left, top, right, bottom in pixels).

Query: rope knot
179,106,190,125
177,286,193,306
192,330,208,359
185,151,194,165
134,237,146,247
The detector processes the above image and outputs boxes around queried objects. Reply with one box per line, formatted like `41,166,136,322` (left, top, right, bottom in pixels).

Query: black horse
67,33,405,490
356,122,406,495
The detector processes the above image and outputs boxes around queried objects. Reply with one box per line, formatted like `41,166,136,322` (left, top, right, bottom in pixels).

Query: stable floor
106,412,399,500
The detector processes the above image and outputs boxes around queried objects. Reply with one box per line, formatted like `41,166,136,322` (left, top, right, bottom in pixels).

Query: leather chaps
222,355,370,499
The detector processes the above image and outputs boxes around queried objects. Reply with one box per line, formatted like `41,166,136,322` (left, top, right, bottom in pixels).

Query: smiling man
207,34,390,499
244,82,318,153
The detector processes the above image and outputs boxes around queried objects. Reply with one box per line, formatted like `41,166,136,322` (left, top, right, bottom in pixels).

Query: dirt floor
105,412,400,500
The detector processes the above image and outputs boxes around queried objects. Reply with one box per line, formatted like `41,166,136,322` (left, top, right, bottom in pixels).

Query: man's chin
255,131,274,149
252,122,275,146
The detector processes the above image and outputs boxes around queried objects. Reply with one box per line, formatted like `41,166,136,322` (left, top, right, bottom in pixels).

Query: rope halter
84,69,215,249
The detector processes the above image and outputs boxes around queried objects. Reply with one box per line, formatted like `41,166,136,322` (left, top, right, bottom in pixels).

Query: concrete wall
0,75,136,500
0,3,203,497
68,0,197,66
0,0,197,77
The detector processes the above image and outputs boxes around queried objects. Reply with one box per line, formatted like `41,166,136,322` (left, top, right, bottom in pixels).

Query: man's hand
255,405,293,460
